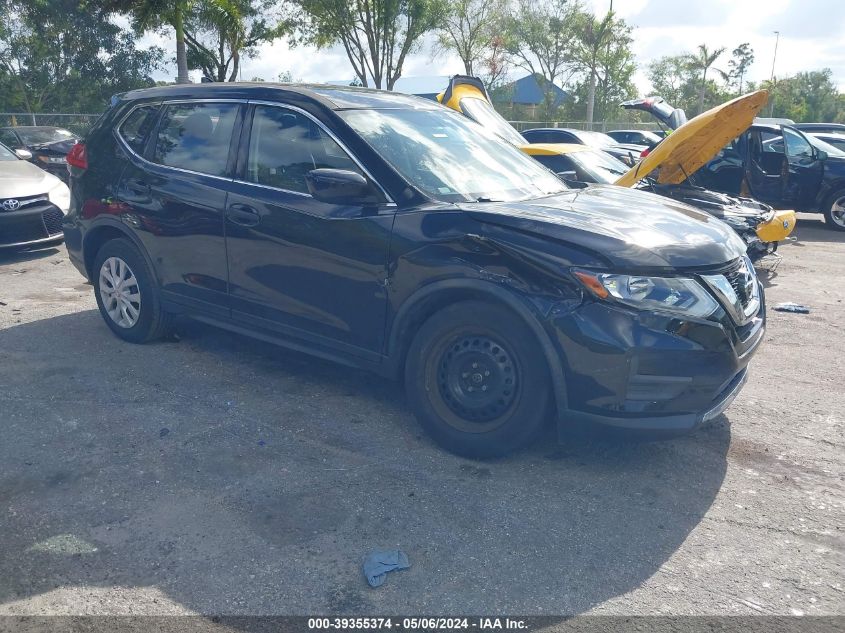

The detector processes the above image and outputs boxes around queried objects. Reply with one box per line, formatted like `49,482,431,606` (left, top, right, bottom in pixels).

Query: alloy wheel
831,196,845,228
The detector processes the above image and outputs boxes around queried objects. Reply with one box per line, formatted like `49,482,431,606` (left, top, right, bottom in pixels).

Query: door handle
227,203,260,227
124,177,150,195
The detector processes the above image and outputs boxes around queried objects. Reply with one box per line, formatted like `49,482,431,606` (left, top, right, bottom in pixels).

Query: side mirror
817,149,828,161
14,148,33,160
305,168,381,205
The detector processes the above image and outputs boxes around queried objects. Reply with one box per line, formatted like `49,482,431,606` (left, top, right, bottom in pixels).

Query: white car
0,141,69,250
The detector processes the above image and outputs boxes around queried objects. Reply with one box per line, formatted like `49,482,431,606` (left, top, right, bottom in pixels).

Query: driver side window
783,128,814,163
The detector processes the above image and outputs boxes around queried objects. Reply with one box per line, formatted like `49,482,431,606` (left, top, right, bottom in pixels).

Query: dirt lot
0,213,842,617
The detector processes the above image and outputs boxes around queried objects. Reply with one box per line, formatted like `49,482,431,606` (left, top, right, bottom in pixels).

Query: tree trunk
228,49,240,82
698,69,707,114
174,3,191,84
586,70,597,127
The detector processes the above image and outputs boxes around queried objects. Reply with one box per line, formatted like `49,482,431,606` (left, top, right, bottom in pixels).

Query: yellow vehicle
437,76,796,259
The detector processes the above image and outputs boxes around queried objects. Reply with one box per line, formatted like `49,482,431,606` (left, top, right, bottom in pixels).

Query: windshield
459,97,527,147
339,108,566,203
574,130,617,147
569,149,629,184
16,127,76,146
0,142,17,161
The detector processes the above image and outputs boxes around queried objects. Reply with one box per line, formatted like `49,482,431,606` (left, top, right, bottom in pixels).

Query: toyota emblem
2,198,21,211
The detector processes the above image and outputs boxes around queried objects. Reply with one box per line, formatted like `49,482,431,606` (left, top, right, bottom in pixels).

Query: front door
224,103,394,359
781,126,824,209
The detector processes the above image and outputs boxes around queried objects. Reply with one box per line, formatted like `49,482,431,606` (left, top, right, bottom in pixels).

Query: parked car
625,96,845,231
525,144,789,262
437,76,793,261
521,127,646,166
606,129,663,146
0,141,69,250
63,83,764,457
807,132,845,152
697,124,845,231
0,126,79,182
794,123,845,135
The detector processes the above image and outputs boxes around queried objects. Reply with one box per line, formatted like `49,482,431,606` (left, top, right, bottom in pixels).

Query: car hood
0,160,63,197
464,185,746,270
616,90,769,187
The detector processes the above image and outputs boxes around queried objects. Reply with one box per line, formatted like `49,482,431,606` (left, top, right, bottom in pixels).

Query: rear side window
245,106,361,193
153,102,238,176
118,105,159,154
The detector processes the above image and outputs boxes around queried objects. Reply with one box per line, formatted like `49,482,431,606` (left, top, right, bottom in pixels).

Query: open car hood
614,90,769,188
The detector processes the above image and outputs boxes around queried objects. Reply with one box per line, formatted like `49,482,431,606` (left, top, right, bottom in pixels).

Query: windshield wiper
474,196,500,203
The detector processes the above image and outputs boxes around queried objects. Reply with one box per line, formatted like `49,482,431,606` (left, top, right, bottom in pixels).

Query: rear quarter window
117,105,160,154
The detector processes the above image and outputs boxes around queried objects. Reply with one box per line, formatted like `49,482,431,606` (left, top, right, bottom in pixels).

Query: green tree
0,0,162,116
105,0,193,84
727,42,754,94
572,7,634,125
504,0,581,118
687,43,726,114
435,0,506,76
289,0,446,89
185,0,289,82
763,69,844,123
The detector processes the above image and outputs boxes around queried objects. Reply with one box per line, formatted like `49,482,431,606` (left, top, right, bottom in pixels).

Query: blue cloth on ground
363,549,410,587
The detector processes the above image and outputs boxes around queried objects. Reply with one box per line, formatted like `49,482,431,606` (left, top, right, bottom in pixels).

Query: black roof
120,82,439,110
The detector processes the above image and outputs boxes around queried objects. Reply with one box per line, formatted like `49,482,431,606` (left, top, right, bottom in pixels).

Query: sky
141,0,845,93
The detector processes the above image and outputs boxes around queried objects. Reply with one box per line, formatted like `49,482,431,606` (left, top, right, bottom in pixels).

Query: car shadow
0,310,731,617
0,246,62,265
789,215,845,244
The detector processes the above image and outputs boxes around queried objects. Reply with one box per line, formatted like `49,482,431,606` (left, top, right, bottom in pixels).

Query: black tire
823,188,845,232
92,238,172,343
404,300,552,458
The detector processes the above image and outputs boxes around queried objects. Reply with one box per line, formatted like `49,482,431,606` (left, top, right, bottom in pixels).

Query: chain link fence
0,113,102,136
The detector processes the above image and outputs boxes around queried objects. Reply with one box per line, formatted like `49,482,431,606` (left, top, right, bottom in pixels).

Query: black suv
63,83,764,457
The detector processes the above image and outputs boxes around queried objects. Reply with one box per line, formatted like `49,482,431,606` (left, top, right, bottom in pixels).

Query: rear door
116,100,243,316
223,102,394,358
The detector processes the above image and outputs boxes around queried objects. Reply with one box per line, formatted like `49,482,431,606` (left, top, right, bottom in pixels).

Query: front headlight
47,181,70,213
574,270,719,319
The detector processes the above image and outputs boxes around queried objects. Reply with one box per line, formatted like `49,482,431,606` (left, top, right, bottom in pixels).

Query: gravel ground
0,213,842,618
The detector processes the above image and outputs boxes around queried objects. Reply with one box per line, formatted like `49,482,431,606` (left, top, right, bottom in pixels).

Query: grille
0,201,63,246
726,263,755,310
42,208,64,235
701,256,760,325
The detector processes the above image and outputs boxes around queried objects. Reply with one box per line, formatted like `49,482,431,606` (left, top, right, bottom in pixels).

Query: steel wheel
98,256,141,329
830,196,845,229
434,334,521,432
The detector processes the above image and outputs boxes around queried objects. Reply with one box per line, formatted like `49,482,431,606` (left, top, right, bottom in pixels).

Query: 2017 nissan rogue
62,84,765,457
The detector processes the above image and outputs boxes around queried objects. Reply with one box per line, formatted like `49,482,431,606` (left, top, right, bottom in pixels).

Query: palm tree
105,1,193,84
688,44,726,114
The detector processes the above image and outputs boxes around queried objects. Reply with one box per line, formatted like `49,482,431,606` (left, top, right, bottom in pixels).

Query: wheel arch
83,220,155,281
386,279,569,417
